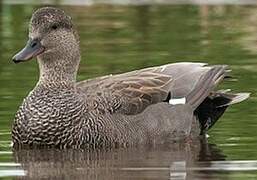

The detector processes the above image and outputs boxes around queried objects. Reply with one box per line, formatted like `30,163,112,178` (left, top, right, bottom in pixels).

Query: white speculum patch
169,97,186,105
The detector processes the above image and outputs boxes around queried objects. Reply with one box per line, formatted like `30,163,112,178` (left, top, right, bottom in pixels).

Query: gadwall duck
12,7,249,149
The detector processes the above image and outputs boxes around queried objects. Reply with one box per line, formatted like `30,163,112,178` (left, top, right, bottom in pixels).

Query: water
0,1,257,179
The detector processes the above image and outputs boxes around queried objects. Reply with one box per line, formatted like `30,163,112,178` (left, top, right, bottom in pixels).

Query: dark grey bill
12,38,45,63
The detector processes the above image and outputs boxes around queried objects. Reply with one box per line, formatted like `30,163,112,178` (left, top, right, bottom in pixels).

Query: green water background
0,3,257,179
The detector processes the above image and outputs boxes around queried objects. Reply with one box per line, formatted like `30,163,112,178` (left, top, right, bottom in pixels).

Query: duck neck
37,50,80,89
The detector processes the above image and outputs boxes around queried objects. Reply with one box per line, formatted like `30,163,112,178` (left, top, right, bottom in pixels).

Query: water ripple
0,170,26,177
0,163,21,167
120,160,257,172
0,151,12,155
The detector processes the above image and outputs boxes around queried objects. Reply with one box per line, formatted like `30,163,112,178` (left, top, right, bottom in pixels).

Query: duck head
12,7,80,84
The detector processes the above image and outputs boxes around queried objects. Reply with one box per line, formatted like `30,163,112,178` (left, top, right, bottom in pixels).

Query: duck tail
194,90,250,135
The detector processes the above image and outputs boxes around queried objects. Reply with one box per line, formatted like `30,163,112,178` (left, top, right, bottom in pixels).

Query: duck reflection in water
13,138,225,180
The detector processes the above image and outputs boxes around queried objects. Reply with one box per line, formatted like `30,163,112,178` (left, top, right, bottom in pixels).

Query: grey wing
77,71,173,115
77,62,229,114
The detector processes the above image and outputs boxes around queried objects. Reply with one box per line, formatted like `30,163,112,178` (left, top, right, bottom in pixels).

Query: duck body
12,63,198,148
11,7,249,149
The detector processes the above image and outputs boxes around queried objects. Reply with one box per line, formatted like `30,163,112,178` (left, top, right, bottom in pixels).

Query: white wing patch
169,97,186,105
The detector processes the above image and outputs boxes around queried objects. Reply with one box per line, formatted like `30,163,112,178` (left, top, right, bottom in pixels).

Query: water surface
0,2,257,179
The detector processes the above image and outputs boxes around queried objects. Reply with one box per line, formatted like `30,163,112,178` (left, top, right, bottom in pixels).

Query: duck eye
51,25,58,30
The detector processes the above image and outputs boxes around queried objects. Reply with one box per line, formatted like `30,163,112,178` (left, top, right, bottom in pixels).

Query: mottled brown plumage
11,7,249,149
